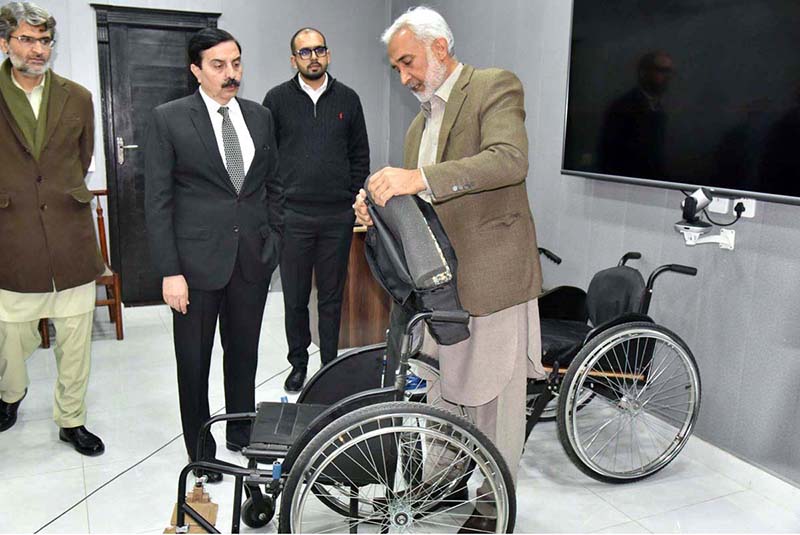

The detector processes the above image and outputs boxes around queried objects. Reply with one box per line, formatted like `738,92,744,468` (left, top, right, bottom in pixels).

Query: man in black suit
144,28,283,481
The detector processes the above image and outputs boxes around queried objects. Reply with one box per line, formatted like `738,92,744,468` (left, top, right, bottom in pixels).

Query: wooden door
94,5,219,304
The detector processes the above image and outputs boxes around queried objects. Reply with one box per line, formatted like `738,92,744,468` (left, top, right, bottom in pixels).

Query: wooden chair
40,189,123,347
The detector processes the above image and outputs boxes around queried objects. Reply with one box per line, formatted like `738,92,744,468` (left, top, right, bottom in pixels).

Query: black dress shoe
0,389,26,432
59,425,105,456
457,508,496,533
283,366,307,393
193,468,223,484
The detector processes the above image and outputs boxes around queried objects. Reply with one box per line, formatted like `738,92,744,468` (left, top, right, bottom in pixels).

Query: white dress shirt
417,63,464,203
298,72,328,105
198,86,255,177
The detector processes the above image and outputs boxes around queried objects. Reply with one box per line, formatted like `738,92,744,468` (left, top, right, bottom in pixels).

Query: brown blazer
0,71,103,293
403,65,542,316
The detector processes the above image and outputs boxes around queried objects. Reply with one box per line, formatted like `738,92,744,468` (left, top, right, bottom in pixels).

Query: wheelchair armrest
583,312,653,345
538,286,588,322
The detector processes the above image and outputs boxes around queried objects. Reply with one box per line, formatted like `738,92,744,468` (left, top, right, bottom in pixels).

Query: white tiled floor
1,293,799,533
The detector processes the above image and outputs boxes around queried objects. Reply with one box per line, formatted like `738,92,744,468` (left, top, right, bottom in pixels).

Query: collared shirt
298,72,328,105
198,85,255,178
11,71,46,119
417,63,464,203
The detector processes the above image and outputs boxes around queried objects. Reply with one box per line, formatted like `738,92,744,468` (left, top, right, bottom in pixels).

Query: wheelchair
175,325,514,533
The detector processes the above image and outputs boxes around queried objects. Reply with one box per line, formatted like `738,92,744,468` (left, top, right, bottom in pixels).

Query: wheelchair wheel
241,495,275,528
557,322,701,483
279,401,515,533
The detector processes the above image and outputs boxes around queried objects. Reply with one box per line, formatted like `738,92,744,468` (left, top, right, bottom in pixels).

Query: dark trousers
280,207,354,367
172,254,268,461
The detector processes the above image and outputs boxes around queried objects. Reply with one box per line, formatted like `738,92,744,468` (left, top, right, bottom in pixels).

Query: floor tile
514,483,632,533
0,416,84,479
595,520,651,533
637,490,800,533
593,472,746,520
0,468,86,533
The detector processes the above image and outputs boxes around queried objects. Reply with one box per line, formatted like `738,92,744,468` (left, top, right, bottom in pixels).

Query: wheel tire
557,322,701,483
241,495,275,529
278,401,515,533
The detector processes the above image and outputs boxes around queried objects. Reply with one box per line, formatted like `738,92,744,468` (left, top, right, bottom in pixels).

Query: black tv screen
562,0,800,205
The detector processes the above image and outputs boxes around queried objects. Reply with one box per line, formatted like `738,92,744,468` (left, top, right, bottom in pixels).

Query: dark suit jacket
0,70,104,293
145,91,284,291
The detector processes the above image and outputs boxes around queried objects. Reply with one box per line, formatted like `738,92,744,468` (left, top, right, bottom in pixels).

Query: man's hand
163,275,189,314
367,167,426,207
353,189,373,227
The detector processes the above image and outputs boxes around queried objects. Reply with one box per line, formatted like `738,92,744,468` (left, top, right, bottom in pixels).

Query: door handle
116,136,139,165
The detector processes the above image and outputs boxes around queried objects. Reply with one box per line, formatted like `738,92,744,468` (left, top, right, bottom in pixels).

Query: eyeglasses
8,35,55,48
294,46,328,60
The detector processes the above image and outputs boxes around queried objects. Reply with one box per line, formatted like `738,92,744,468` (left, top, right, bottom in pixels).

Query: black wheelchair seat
539,259,646,368
249,402,329,451
540,318,592,366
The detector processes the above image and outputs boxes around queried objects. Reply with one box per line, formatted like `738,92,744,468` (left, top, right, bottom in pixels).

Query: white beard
410,48,447,103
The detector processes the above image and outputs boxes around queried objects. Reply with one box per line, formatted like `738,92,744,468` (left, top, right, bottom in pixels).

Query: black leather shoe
457,507,496,533
0,389,26,432
193,468,223,484
59,425,105,456
283,366,307,393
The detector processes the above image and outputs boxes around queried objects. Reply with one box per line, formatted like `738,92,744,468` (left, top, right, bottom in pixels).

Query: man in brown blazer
0,2,105,456
355,6,542,530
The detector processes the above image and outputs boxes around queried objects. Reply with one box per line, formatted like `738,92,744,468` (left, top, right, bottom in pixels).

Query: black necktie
218,106,245,193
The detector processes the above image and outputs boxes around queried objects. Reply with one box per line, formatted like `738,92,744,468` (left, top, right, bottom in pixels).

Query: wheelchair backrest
364,191,470,346
585,265,646,326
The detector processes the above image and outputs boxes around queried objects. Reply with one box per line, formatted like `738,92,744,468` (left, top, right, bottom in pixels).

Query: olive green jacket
404,65,542,316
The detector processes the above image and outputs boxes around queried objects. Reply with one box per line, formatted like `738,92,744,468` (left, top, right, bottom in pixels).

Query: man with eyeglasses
263,28,369,393
0,2,106,456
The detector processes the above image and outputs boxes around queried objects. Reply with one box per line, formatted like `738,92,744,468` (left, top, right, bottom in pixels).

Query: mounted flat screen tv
562,0,800,205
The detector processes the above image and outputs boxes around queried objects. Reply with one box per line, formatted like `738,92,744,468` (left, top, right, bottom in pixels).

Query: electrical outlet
734,198,756,218
708,197,730,214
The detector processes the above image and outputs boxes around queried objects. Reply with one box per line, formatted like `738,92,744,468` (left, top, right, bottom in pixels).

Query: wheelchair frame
173,310,516,534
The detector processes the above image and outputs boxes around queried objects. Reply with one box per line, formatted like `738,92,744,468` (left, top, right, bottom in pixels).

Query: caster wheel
241,496,275,528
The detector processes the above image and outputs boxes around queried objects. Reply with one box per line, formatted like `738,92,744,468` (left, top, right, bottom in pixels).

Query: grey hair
0,2,56,42
381,6,454,56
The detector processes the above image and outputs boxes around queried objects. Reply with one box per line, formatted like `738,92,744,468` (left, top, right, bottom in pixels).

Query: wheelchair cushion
586,265,645,326
540,318,592,367
364,191,469,345
249,401,329,449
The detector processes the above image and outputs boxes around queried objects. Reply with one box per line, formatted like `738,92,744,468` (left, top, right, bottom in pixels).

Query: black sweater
262,75,370,214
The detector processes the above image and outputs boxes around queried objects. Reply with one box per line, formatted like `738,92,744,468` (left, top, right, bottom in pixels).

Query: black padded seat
248,402,328,454
540,318,592,367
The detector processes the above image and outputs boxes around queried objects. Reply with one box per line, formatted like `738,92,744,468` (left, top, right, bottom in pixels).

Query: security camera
674,188,713,234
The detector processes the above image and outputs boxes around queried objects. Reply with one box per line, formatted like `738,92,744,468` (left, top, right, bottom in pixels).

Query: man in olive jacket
355,7,542,531
0,2,105,456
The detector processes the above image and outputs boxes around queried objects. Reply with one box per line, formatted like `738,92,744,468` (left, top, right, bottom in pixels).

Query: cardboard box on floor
164,481,218,533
